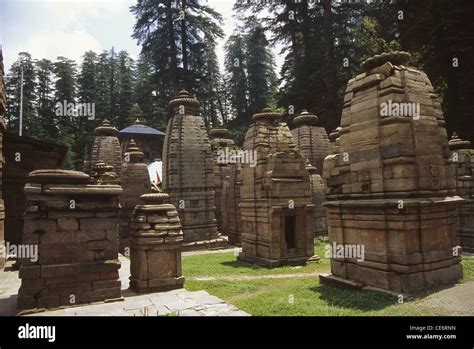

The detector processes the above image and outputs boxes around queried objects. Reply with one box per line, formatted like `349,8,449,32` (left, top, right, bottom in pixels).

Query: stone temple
322,51,463,293
119,139,151,251
18,170,122,309
85,119,123,176
306,162,327,236
290,109,329,236
129,192,184,293
162,90,220,247
238,108,315,267
221,163,243,245
449,133,474,253
291,110,331,175
209,127,237,235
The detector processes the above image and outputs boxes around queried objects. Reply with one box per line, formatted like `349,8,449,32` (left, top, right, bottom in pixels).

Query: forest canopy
4,0,474,169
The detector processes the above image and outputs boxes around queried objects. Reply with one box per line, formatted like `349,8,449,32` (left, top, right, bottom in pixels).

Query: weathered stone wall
86,119,122,176
209,127,236,235
307,163,327,236
119,140,150,251
291,110,331,174
322,52,462,293
162,90,219,245
291,111,329,237
449,133,474,253
130,192,184,292
239,108,314,267
17,170,122,310
4,134,67,246
0,49,5,269
221,163,243,245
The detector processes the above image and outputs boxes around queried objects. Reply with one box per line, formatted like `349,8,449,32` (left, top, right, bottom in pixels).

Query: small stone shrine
86,119,122,176
209,127,237,234
17,169,122,309
291,110,331,175
221,163,243,245
306,162,327,236
449,133,474,253
129,192,185,293
238,108,315,267
119,139,150,251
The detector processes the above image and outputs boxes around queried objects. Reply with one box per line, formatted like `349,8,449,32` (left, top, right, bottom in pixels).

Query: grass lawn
182,239,474,316
183,238,330,278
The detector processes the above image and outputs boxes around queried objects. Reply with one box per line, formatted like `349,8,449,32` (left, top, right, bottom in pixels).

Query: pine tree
5,52,37,136
224,33,248,123
35,58,57,141
245,21,278,116
115,50,135,130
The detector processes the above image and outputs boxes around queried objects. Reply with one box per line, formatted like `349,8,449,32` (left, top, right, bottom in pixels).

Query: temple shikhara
321,51,463,293
161,90,222,248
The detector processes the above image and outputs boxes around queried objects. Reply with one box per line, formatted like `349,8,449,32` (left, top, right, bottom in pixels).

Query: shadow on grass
310,283,396,311
220,260,266,271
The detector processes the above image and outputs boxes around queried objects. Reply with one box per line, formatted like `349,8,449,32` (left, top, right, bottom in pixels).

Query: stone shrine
238,108,315,267
209,127,237,234
162,90,220,246
85,119,122,176
291,110,331,174
306,162,327,236
17,169,122,309
221,163,243,245
118,140,151,251
129,192,185,292
322,51,463,293
449,133,474,253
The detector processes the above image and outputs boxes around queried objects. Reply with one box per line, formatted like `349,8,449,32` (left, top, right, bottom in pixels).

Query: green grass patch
462,256,474,281
182,239,474,316
185,277,445,316
182,239,330,278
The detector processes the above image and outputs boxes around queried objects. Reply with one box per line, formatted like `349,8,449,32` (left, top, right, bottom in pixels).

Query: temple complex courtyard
1,239,473,316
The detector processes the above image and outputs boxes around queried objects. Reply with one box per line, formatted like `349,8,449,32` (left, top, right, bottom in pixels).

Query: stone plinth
17,169,122,310
238,108,315,267
322,51,462,293
119,140,150,251
86,119,122,176
129,192,185,293
449,133,474,253
221,163,243,245
291,110,331,174
209,127,237,235
162,90,219,245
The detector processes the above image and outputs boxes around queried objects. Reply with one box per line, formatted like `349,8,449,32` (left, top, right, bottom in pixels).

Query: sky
0,0,250,74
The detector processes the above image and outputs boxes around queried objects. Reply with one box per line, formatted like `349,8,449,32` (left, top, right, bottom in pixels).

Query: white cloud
17,30,103,64
2,0,135,71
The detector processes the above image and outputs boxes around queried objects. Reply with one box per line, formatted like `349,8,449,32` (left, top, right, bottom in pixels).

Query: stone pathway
417,281,474,316
27,289,248,317
0,255,249,317
183,247,241,257
192,271,322,281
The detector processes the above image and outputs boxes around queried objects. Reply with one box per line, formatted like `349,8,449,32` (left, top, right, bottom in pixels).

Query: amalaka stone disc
28,169,92,184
